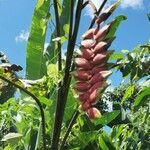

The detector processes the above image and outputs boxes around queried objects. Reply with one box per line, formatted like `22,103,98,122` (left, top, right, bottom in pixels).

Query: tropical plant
0,0,149,150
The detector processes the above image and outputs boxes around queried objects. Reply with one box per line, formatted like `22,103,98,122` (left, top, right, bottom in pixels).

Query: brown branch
82,0,97,15
89,0,108,29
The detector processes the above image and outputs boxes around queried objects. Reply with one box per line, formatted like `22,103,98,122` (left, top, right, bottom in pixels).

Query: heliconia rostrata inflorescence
73,2,120,119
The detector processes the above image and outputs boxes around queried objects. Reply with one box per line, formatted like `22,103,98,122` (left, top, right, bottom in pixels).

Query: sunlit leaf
2,133,22,142
94,110,120,126
121,85,135,104
63,24,70,34
26,0,50,79
134,87,150,107
39,97,52,107
109,53,124,60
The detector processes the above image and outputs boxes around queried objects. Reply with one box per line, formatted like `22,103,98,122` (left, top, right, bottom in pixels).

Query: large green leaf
134,87,150,107
105,15,127,40
94,110,120,126
26,0,50,79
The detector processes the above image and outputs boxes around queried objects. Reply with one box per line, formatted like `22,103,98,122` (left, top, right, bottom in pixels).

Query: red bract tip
86,107,101,119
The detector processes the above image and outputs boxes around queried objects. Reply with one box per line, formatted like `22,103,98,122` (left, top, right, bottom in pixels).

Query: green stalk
53,0,62,71
59,110,79,150
51,0,83,149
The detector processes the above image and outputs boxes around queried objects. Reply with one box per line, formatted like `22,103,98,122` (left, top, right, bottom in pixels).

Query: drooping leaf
26,0,50,79
94,110,120,126
28,127,38,150
134,87,150,107
2,133,22,142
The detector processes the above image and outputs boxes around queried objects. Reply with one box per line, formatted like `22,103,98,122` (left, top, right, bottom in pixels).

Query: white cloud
84,0,107,18
85,0,144,18
15,30,29,42
121,0,144,9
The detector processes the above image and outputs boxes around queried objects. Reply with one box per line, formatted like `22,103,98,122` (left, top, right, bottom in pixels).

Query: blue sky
0,0,150,86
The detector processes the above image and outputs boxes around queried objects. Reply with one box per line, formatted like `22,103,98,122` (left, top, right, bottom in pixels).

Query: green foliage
110,101,150,149
117,44,150,81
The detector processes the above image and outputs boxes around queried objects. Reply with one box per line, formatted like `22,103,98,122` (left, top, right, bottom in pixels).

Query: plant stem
53,0,62,71
82,0,97,14
89,0,108,29
0,75,46,150
51,0,62,149
51,0,83,149
59,110,79,150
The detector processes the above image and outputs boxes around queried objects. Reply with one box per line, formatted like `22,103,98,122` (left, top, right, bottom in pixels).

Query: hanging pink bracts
73,0,121,119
